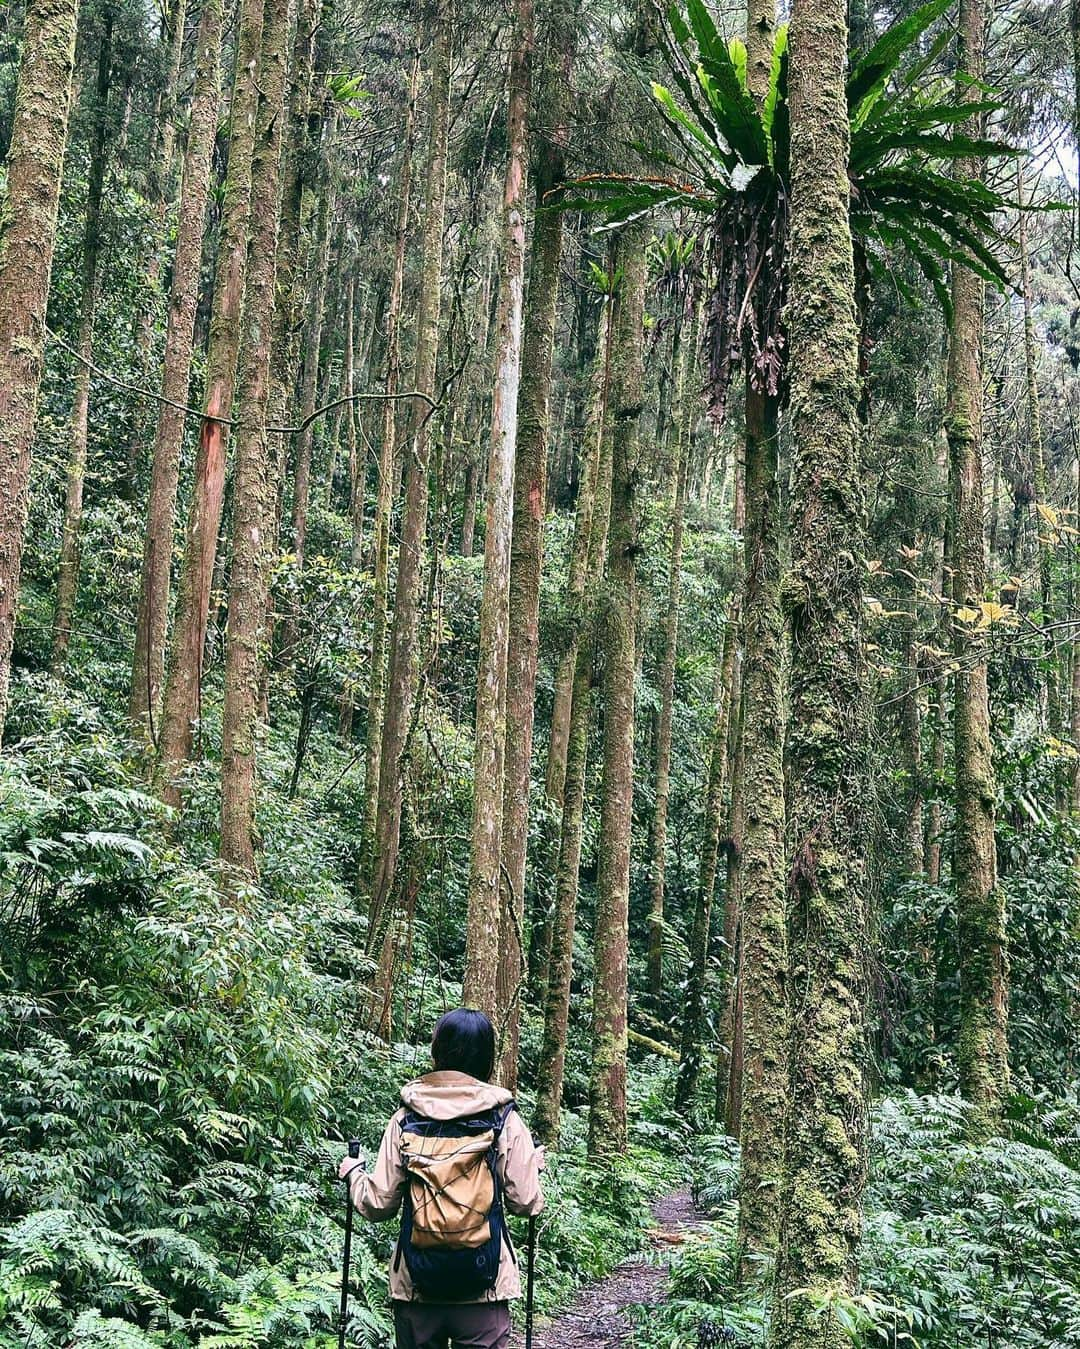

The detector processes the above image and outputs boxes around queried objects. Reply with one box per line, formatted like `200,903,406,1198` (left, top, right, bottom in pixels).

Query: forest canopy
0,0,1078,1344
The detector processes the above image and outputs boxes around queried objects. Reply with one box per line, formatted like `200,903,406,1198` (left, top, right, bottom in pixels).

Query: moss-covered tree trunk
218,0,289,876
51,7,114,669
155,0,264,800
647,302,697,1000
363,52,419,864
129,0,224,739
497,0,571,1085
545,298,611,808
462,0,533,1014
946,0,1008,1137
675,612,737,1115
1016,164,1059,753
736,382,788,1274
121,0,188,493
368,5,451,960
284,112,336,651
588,227,645,1161
766,0,869,1331
532,297,614,1144
0,0,79,737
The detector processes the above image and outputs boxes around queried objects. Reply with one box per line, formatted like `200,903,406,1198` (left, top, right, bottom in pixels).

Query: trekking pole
524,1213,537,1349
338,1140,360,1349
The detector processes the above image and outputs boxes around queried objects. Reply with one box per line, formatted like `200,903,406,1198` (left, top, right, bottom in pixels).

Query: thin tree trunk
545,301,611,806
735,383,787,1275
367,7,451,959
154,0,265,800
218,0,289,875
462,0,534,1015
52,7,114,668
946,0,1008,1138
0,0,79,737
363,50,420,873
122,0,188,494
533,290,616,1146
715,461,745,1130
1017,163,1059,746
675,614,737,1116
496,0,571,1087
647,302,697,1000
129,0,224,738
588,227,645,1161
767,0,869,1332
286,116,336,641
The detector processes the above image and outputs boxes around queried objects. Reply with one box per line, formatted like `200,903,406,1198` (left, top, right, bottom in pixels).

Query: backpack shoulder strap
493,1100,517,1135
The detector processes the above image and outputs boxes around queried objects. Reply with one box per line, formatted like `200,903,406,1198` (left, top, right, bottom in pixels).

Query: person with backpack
338,1007,545,1349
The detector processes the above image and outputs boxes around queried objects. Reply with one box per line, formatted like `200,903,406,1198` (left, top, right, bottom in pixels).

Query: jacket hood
399,1070,513,1120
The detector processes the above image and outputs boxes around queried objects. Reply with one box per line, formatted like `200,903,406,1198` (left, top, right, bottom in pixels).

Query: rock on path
511,1188,701,1348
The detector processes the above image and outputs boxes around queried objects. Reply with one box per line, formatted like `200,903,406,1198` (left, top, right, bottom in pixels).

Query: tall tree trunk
767,0,869,1333
154,0,265,800
588,227,645,1161
462,0,533,1015
367,6,451,958
675,614,737,1116
946,0,1007,1136
129,0,224,739
284,111,336,655
218,0,289,875
735,382,787,1275
363,51,420,878
122,0,188,493
715,461,745,1130
496,0,572,1087
51,7,114,668
533,289,615,1145
0,0,79,737
545,299,611,807
646,303,697,1000
1017,163,1059,746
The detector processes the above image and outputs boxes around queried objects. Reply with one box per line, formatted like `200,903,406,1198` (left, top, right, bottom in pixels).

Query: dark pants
392,1300,511,1349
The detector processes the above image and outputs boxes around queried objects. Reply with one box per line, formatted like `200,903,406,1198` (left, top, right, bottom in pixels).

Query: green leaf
847,0,953,124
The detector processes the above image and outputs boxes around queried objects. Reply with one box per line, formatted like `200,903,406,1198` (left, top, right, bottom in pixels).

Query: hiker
339,1007,545,1349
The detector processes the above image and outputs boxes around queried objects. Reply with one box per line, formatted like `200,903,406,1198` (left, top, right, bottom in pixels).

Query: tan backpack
395,1103,515,1299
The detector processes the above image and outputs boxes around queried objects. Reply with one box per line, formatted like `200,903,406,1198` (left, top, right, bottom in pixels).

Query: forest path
512,1188,701,1348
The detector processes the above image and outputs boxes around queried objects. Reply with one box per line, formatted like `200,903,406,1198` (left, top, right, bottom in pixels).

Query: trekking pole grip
348,1139,361,1161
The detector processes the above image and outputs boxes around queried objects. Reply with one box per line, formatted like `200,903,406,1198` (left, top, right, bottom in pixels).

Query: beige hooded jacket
345,1070,544,1302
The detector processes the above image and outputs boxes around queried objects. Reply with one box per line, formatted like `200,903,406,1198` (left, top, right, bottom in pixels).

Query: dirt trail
511,1188,701,1348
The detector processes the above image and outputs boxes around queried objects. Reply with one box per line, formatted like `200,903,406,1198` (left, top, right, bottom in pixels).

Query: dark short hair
431,1008,496,1081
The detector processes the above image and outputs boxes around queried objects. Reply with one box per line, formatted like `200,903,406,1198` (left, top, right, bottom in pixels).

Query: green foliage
633,1094,1080,1348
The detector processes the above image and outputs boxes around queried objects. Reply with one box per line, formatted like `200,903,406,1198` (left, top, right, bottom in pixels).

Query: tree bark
154,0,265,800
545,299,610,807
767,0,869,1333
496,0,572,1087
51,7,114,668
129,0,224,739
367,5,451,960
675,613,737,1116
735,384,787,1275
588,228,645,1161
363,50,420,882
646,306,695,999
946,0,1008,1138
533,288,616,1146
121,0,188,494
218,0,289,875
1017,163,1059,747
284,108,336,656
0,0,79,737
462,0,534,1017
